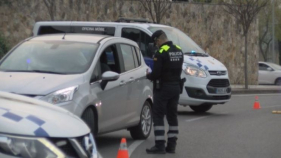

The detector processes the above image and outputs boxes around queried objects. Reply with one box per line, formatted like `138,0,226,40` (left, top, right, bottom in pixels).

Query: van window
148,26,205,54
38,26,71,35
121,28,153,58
38,26,115,36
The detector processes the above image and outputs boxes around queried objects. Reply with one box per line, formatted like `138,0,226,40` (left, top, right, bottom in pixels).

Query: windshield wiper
1,69,66,74
183,52,208,57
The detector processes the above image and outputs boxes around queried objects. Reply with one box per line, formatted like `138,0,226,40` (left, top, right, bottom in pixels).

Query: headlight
41,86,78,104
183,64,207,78
0,134,64,158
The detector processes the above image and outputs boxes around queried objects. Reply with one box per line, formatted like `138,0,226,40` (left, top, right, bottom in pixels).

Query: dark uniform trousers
153,83,180,149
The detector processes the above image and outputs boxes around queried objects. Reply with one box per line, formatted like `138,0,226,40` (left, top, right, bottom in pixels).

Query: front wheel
275,78,281,85
129,101,152,140
82,108,97,136
189,104,213,113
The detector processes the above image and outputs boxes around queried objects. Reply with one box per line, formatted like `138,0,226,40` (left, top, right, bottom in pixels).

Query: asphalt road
96,93,281,158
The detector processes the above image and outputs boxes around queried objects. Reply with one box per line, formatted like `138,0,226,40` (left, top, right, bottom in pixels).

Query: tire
189,104,213,113
275,78,281,86
81,108,97,135
129,101,152,140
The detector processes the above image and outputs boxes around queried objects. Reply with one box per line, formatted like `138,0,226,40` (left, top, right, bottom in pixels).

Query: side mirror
148,43,157,57
102,71,119,81
267,67,274,71
100,71,119,90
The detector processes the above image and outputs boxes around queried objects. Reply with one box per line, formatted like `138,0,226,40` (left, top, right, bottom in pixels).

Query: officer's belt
162,81,179,85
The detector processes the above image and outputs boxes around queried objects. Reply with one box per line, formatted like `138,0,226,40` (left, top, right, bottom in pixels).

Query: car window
0,41,98,74
120,44,136,71
133,47,142,66
100,45,121,74
259,63,270,71
121,28,153,58
91,61,102,82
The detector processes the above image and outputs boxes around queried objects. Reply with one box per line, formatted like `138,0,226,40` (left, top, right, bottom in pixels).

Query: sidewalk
231,85,281,94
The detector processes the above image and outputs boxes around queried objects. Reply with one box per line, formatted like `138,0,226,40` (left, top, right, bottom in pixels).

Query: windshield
267,63,281,70
0,41,98,74
148,26,205,53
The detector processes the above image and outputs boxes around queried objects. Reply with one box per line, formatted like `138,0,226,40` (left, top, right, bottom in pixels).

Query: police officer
146,30,183,154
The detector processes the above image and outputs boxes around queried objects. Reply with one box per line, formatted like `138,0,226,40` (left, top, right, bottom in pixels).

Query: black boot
146,146,166,154
166,145,176,153
166,138,177,153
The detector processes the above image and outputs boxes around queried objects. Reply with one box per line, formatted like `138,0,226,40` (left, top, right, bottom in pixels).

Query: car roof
29,34,111,44
259,61,270,64
34,21,171,30
27,34,140,48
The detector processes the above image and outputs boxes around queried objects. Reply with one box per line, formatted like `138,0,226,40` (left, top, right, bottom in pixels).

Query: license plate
216,88,227,94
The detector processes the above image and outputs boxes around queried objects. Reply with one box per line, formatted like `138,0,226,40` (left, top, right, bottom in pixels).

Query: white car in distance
258,62,281,85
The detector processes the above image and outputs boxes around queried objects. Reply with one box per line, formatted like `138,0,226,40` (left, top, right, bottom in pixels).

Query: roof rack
115,17,153,23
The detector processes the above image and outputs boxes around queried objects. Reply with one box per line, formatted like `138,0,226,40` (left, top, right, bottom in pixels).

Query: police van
0,91,98,158
33,18,231,112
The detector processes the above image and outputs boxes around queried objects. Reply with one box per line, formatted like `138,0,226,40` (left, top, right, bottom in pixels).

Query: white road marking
128,140,145,157
233,94,281,97
185,116,209,122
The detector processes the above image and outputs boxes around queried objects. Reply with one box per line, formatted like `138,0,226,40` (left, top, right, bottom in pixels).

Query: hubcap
141,104,152,135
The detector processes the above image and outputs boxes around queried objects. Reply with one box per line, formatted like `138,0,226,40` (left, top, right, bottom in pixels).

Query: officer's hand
147,67,152,73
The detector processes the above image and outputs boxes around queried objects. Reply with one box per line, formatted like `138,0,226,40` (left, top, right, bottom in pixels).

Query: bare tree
43,0,56,21
221,0,267,89
138,0,172,23
259,4,273,62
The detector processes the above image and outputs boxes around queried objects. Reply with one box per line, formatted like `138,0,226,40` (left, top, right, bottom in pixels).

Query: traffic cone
116,138,129,158
253,96,261,109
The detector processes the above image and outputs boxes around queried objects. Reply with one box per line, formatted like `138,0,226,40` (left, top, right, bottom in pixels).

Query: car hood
0,91,90,137
0,72,84,95
184,55,227,71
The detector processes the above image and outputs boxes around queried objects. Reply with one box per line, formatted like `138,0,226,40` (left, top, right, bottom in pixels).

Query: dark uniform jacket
147,41,183,83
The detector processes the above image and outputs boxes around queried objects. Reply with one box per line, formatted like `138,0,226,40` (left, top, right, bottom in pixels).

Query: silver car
258,62,281,85
0,34,153,139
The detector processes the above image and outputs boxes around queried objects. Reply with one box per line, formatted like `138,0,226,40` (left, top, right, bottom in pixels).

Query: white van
33,19,231,112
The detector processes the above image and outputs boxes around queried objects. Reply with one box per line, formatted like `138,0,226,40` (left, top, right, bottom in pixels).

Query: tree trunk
245,33,248,89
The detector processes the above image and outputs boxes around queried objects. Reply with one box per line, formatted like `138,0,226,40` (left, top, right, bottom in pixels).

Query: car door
258,63,274,84
117,43,142,125
90,44,129,133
